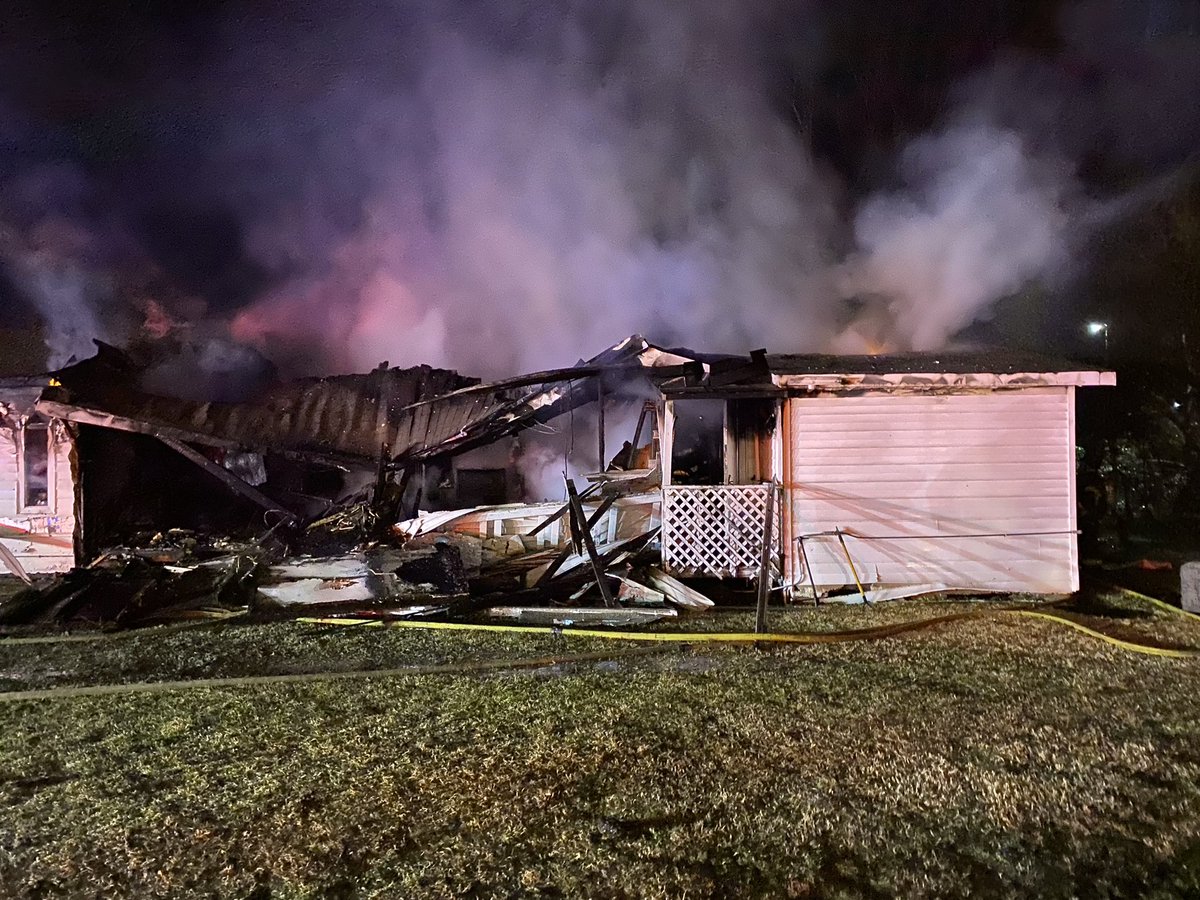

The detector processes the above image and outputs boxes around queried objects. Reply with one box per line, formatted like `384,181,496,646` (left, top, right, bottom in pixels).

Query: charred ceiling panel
40,344,481,465
37,338,676,473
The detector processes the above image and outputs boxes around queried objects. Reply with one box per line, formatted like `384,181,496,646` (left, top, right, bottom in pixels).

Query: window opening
21,419,50,508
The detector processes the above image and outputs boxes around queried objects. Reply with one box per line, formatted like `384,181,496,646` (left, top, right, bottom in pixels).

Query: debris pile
0,476,713,634
0,533,262,630
0,335,727,634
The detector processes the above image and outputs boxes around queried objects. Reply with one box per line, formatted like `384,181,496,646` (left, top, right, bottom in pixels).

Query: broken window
725,398,777,484
668,398,778,486
21,418,50,509
669,399,725,485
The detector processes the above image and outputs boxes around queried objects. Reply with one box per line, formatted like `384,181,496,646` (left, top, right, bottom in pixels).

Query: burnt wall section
75,426,265,560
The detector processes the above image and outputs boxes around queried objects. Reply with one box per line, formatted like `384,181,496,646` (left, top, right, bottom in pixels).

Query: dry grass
0,593,1198,898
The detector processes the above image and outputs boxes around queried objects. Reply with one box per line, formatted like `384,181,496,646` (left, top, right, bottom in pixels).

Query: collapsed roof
0,377,49,419
34,335,691,470
28,333,1117,474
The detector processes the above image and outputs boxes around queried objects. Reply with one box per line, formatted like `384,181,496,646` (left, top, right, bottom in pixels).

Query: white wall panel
787,388,1078,594
0,425,75,574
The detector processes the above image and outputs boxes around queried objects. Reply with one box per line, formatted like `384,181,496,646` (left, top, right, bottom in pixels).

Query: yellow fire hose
1100,583,1200,620
297,602,1200,659
0,594,1194,703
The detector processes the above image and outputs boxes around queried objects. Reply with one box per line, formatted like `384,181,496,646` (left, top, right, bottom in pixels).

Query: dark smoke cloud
1,0,1198,377
965,0,1200,172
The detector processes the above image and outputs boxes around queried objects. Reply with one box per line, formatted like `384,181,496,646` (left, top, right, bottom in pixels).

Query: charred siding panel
787,388,1077,594
45,360,480,463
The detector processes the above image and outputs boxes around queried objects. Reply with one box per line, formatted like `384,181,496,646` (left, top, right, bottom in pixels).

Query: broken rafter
157,436,299,528
564,477,616,608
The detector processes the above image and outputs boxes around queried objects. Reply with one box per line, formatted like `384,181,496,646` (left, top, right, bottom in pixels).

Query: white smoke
0,216,115,368
835,119,1077,351
3,0,1197,377
219,0,842,376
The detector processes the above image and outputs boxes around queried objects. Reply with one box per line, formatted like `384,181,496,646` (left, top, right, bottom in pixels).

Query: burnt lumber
706,349,770,389
0,552,260,630
485,606,677,627
533,495,618,587
643,567,715,611
527,482,601,537
0,541,31,584
754,481,777,634
565,477,617,608
615,577,666,607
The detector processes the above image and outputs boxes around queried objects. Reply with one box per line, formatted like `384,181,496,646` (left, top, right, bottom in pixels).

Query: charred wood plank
533,495,618,587
37,399,365,469
565,477,616,608
527,482,601,537
707,349,770,389
754,480,777,634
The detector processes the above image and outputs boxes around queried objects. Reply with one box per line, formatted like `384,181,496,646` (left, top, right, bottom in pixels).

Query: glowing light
1086,321,1108,336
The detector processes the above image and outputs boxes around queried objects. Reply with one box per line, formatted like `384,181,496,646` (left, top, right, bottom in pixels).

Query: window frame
16,416,54,513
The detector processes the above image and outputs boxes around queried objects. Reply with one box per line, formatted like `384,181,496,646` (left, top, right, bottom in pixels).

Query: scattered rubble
0,474,715,635
0,550,259,630
644,568,716,611
0,336,736,634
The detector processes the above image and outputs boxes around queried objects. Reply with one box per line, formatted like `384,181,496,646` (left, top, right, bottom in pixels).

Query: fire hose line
0,603,1195,703
1099,583,1200,621
296,609,1200,659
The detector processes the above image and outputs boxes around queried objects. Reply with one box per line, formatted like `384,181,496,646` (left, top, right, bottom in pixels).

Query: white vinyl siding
0,421,75,574
786,388,1078,594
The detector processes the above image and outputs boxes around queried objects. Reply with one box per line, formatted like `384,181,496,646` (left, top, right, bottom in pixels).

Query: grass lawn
0,592,1198,898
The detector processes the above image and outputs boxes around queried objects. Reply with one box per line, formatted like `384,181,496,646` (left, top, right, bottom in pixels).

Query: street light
1085,321,1110,356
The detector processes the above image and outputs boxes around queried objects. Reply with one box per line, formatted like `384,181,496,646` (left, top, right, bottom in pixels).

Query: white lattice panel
663,485,781,578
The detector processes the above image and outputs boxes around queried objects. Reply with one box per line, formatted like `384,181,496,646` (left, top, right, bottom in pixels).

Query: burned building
412,341,1116,600
27,337,667,561
0,335,1116,606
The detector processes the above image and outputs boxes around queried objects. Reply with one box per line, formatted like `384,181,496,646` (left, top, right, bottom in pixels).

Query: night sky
2,0,1199,376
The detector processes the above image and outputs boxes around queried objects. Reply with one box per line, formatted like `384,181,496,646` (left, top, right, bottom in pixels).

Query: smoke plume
834,119,1077,352
214,1,841,376
1,0,1198,378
